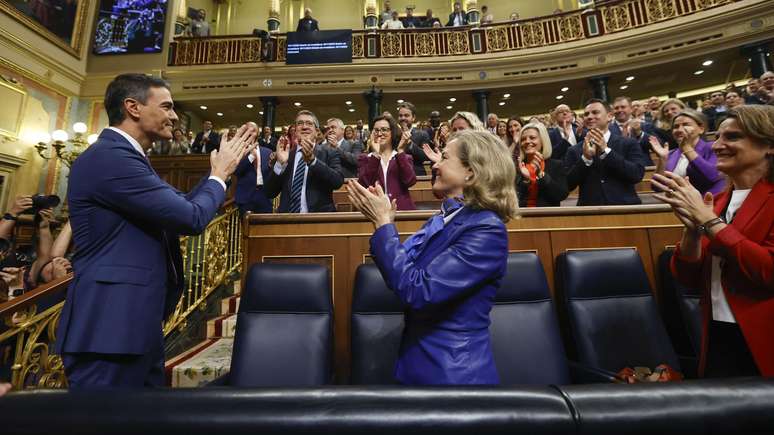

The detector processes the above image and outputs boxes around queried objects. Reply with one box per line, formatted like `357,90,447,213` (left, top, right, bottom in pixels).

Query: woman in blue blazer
347,130,518,385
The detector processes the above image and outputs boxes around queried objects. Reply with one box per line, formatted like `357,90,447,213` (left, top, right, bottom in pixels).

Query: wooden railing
0,202,242,391
169,0,738,66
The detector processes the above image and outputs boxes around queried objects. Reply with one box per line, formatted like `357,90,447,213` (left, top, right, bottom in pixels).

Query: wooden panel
245,205,683,382
149,155,235,199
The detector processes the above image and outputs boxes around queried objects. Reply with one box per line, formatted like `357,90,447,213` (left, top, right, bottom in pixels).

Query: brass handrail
0,203,242,390
168,0,738,66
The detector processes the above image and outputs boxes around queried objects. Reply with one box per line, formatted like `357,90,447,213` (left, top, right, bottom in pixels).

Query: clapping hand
346,180,396,229
422,143,441,163
210,123,257,180
300,137,316,163
275,136,290,165
398,126,411,152
369,130,381,155
649,136,669,161
530,151,544,175
652,172,716,231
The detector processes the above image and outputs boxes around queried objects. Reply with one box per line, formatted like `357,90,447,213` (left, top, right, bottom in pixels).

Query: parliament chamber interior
1,0,774,433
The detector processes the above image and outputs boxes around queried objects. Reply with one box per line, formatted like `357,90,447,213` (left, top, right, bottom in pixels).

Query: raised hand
300,138,316,163
369,130,380,155
346,180,396,229
652,172,717,229
275,136,290,165
649,135,669,161
531,151,544,174
9,195,32,216
398,127,412,152
210,123,257,180
422,143,441,163
518,162,531,179
37,208,55,229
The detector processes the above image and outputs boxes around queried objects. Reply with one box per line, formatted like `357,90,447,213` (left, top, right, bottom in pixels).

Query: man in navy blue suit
609,96,655,165
564,99,647,206
54,74,255,389
234,122,274,215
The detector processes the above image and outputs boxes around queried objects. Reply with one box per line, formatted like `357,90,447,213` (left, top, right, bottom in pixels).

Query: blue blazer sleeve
369,217,508,311
93,146,225,235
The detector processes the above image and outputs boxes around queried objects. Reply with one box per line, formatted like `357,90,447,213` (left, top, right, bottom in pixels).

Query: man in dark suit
702,90,728,131
325,117,362,179
396,101,431,176
296,8,319,32
257,126,277,151
234,124,274,215
547,103,581,161
265,110,344,213
446,1,467,26
54,74,254,389
610,96,655,165
191,120,221,153
564,99,647,206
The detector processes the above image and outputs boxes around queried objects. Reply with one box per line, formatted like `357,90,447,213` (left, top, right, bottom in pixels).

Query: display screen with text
285,30,353,65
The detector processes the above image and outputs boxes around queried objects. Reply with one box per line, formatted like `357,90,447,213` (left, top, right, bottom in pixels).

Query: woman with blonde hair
653,98,688,149
449,111,487,132
347,130,517,385
516,122,568,207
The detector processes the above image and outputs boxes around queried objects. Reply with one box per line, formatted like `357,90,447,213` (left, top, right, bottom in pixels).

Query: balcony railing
169,0,738,66
0,203,242,391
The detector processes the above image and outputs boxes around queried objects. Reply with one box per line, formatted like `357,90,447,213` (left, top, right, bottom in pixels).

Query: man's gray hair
326,118,345,128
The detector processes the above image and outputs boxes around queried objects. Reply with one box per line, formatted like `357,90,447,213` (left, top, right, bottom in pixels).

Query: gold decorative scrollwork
447,31,469,55
646,0,676,22
603,5,631,32
414,32,436,56
520,22,545,47
380,33,402,57
694,0,732,9
244,39,261,62
204,220,228,291
352,34,364,58
276,37,287,61
485,27,509,52
558,16,584,41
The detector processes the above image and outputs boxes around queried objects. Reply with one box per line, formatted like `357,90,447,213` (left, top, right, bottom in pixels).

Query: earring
464,176,471,181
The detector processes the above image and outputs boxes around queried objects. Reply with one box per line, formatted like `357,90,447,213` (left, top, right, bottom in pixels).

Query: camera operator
0,195,33,242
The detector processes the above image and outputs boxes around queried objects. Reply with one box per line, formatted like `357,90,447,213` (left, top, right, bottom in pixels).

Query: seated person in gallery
347,130,518,385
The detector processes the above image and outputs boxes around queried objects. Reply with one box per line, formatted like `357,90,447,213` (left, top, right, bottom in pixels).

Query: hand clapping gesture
398,126,412,152
275,136,291,165
369,130,381,155
649,136,669,162
210,123,257,180
346,180,396,229
652,172,717,231
300,137,316,164
422,143,441,163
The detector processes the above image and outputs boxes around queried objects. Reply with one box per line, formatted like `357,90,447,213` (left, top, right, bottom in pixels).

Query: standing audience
517,123,568,207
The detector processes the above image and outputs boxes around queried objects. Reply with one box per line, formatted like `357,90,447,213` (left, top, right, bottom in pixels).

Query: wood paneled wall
245,205,683,382
150,155,235,198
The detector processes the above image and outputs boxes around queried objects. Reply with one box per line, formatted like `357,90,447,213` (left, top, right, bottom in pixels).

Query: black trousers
705,320,760,378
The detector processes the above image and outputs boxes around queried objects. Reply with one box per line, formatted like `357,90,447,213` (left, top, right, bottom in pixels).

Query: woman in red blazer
653,105,774,378
358,116,417,210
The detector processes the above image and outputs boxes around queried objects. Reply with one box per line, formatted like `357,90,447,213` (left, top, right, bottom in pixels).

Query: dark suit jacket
258,135,277,152
234,146,274,214
407,128,431,176
357,152,417,210
265,144,344,212
192,130,221,154
446,11,468,26
516,159,569,207
547,125,581,162
296,18,319,32
608,120,655,166
334,139,363,179
55,128,225,355
370,206,507,384
563,134,647,206
672,179,774,377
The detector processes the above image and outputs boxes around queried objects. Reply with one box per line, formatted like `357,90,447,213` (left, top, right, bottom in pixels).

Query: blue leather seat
659,249,702,357
350,263,404,384
228,262,333,386
490,252,571,385
556,249,680,373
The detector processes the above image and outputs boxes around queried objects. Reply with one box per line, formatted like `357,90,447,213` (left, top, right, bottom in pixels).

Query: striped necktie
289,151,306,213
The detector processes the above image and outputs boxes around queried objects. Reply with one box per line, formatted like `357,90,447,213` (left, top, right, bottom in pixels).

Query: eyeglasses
373,127,391,134
295,120,316,127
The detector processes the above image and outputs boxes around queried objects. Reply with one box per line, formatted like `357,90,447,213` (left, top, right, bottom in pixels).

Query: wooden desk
245,205,682,381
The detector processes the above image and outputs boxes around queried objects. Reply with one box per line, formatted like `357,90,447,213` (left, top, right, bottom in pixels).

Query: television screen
93,0,168,55
285,30,352,65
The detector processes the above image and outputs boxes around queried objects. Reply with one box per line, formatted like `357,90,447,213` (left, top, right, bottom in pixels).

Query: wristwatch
697,217,724,235
2,213,17,221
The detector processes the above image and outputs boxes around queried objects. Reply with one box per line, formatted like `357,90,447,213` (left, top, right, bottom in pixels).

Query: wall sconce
34,122,96,168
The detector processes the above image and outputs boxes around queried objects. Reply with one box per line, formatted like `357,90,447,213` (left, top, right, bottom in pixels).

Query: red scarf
525,158,545,207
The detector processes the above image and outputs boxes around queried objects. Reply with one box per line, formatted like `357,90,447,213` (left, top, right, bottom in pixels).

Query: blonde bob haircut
519,122,553,160
448,130,519,222
449,111,487,132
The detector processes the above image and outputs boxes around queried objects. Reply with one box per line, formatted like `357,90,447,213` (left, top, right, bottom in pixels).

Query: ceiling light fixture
449,97,457,102
293,102,302,107
216,112,223,116
397,99,404,104
702,60,713,66
503,93,511,99
345,101,352,105
246,104,254,109
259,111,264,115
446,105,453,110
561,87,569,92
620,85,629,90
498,101,506,106
556,95,564,100
199,105,207,110
348,108,355,112
694,70,704,75
626,76,635,81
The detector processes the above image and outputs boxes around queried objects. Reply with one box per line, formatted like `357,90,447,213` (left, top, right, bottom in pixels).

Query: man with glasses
265,110,344,213
396,101,431,175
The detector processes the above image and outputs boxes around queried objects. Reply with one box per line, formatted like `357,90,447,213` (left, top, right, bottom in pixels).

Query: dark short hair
397,101,417,117
372,115,402,150
585,98,611,112
104,73,169,126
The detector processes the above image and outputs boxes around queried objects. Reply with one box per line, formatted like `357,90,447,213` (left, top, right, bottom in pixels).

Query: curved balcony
168,0,741,66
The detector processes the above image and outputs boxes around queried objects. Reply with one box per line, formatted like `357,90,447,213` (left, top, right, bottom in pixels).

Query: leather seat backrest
229,262,332,386
491,252,570,385
557,249,679,372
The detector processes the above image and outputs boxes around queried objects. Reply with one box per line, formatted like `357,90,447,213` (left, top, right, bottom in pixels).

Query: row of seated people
231,97,732,215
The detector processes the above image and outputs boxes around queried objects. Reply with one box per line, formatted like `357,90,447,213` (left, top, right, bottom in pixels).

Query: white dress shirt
108,127,227,191
710,188,751,323
273,148,317,213
581,130,612,166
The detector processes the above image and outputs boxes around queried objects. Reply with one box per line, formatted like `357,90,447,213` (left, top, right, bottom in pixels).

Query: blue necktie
289,151,306,213
402,197,464,262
